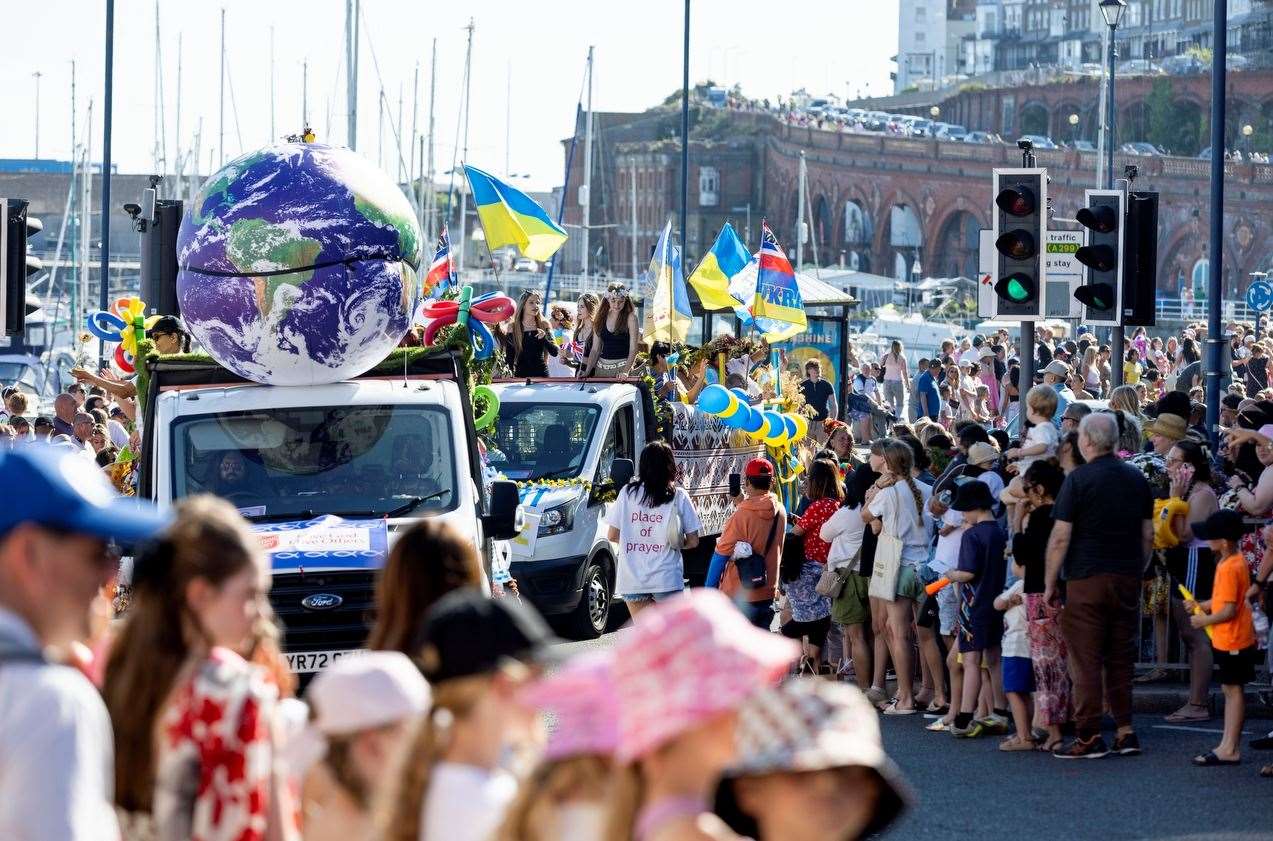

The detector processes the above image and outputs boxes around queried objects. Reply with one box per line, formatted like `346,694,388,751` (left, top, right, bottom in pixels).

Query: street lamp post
1069,112,1080,144
1242,123,1253,158
910,257,922,315
1100,0,1127,385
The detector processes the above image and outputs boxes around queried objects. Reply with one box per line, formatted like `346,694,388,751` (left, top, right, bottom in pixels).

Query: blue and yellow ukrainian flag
462,164,568,261
687,222,751,310
644,221,692,344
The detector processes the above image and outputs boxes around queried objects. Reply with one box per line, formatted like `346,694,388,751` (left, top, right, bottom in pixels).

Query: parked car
907,118,934,137
886,114,914,134
1227,54,1251,71
1119,141,1164,156
1198,146,1212,160
963,130,1003,144
1071,139,1097,152
935,123,968,141
1161,54,1205,75
1018,134,1059,149
864,111,891,132
1116,59,1165,76
513,257,540,273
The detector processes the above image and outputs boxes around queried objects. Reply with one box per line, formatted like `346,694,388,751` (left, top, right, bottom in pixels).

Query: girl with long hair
1107,384,1145,448
606,441,701,617
547,304,576,377
572,293,600,375
603,590,797,841
583,282,638,377
510,290,561,378
820,465,877,690
104,495,296,841
496,652,617,841
365,519,484,654
881,340,909,418
1160,439,1220,721
1080,345,1101,398
861,439,932,715
379,591,552,841
782,458,843,671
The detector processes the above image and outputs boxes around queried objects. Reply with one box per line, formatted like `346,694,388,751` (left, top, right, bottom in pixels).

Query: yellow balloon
719,394,747,420
765,428,789,448
788,414,808,443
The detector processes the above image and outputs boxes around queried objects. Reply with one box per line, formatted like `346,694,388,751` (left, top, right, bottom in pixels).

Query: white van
139,351,520,673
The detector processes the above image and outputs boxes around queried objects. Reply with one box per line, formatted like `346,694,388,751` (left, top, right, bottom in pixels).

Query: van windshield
487,402,599,481
171,405,458,521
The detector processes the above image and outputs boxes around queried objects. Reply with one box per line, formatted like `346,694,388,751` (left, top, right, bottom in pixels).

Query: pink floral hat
612,589,799,763
517,650,619,761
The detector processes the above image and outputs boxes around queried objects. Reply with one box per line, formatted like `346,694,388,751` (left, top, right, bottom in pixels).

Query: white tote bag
868,486,903,602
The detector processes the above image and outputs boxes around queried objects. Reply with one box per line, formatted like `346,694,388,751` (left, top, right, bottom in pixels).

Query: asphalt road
559,632,1273,840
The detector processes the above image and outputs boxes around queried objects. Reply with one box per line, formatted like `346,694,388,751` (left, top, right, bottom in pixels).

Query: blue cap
0,445,171,543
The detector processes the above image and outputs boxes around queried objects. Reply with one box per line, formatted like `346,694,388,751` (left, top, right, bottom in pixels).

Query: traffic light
1122,191,1158,327
1074,189,1125,326
991,168,1046,318
0,199,42,336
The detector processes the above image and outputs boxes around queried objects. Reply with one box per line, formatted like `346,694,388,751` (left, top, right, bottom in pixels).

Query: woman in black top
1010,459,1067,751
509,290,560,378
582,281,638,377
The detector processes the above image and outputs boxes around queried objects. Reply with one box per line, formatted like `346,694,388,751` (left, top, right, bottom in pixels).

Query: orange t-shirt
1210,553,1256,653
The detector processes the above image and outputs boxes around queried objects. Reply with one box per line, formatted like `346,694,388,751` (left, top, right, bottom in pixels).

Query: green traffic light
994,273,1036,304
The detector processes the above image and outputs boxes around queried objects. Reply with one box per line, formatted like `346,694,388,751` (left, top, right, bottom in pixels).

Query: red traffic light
1076,205,1117,233
995,229,1036,261
1075,243,1117,273
1074,282,1115,311
995,184,1036,217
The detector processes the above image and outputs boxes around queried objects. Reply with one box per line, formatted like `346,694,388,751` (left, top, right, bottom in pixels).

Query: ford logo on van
301,593,343,611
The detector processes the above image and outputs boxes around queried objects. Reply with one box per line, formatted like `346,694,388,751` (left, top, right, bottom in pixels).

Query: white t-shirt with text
606,485,702,596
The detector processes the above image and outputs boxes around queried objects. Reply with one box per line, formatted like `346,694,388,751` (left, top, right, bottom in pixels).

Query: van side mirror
484,480,523,540
609,458,634,489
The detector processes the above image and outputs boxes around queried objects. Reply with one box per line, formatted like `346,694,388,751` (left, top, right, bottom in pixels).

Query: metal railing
1155,297,1262,324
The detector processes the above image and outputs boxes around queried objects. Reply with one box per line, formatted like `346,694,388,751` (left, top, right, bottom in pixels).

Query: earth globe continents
176,143,422,386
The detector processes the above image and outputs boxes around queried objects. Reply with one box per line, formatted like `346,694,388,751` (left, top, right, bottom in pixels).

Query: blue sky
1,0,898,190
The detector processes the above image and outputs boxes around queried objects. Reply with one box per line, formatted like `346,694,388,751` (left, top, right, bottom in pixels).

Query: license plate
285,649,360,674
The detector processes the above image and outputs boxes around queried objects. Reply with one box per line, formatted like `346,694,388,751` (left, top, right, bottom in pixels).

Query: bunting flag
687,222,751,310
750,222,807,342
462,164,568,261
422,224,455,299
643,221,692,344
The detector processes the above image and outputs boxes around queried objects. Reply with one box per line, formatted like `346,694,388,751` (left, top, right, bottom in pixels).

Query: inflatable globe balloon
177,143,422,386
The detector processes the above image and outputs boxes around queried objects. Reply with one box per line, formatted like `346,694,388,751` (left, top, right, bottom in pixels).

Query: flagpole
679,0,690,264
460,164,503,288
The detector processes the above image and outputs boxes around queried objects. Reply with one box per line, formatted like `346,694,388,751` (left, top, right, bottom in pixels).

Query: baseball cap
414,589,563,683
284,651,431,775
745,457,773,479
715,680,910,841
0,445,170,543
951,479,997,512
32,416,53,430
1191,509,1247,543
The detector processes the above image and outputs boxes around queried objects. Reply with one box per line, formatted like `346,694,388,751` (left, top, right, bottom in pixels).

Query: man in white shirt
0,446,170,841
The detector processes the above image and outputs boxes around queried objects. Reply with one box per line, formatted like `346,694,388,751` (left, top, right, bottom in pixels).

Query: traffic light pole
1205,0,1227,445
1019,145,1035,400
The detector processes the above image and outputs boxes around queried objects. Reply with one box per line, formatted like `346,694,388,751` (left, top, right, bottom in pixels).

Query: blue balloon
762,411,785,438
85,311,126,343
722,407,750,429
782,415,798,439
697,383,732,415
730,387,750,403
741,406,766,434
469,320,495,360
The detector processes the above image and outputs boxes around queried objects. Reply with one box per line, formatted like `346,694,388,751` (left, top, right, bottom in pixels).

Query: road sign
1044,231,1082,318
1247,279,1273,312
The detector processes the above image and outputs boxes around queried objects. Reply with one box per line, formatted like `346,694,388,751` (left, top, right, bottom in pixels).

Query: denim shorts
622,589,684,603
937,584,959,637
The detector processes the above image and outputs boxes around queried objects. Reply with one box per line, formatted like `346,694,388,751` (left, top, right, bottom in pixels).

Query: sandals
1165,704,1211,724
1037,739,1064,753
882,699,918,716
925,702,950,716
1192,751,1241,767
1134,667,1170,684
999,735,1036,752
926,718,951,732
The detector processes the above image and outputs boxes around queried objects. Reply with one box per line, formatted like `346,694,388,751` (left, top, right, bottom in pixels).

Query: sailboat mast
582,46,594,282
410,62,418,190
175,35,182,183
796,151,806,273
153,0,166,175
456,19,474,272
269,27,276,141
218,8,225,166
70,59,77,316
303,59,310,129
345,0,358,149
425,38,437,242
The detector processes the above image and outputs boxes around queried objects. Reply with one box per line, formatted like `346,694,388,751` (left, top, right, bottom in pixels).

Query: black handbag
736,515,782,591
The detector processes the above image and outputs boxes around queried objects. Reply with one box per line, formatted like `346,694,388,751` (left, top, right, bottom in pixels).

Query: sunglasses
607,285,628,294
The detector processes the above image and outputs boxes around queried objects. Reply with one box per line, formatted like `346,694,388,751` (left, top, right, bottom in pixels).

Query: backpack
735,512,781,591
